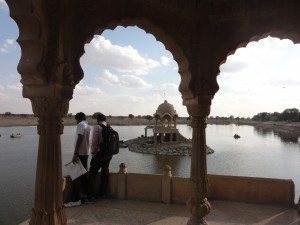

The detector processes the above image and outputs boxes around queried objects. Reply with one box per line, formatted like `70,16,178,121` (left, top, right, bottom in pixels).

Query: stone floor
20,199,300,225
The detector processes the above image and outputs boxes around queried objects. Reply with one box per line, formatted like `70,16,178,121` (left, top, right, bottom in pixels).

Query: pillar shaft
29,97,68,225
187,104,211,225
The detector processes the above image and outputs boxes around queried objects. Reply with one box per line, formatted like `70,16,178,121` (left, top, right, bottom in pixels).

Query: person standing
87,113,113,202
64,112,91,207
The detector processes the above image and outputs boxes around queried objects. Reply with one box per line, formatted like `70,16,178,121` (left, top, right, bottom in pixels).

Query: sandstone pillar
29,97,69,225
162,165,172,203
154,133,157,144
187,104,211,225
117,163,128,200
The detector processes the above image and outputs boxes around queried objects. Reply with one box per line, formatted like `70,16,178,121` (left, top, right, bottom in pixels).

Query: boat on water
234,134,241,139
119,140,128,148
10,133,22,138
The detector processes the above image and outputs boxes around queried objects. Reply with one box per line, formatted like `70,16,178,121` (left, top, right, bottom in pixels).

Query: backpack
99,124,119,155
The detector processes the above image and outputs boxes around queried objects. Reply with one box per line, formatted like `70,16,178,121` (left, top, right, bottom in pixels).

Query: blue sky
0,1,299,118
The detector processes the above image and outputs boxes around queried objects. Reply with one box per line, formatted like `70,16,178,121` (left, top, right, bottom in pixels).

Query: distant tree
280,108,299,121
144,115,153,121
67,113,72,117
270,112,280,121
4,112,12,116
129,114,134,119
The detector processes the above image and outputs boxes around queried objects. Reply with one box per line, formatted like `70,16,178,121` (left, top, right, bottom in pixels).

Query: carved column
29,96,69,225
187,104,211,225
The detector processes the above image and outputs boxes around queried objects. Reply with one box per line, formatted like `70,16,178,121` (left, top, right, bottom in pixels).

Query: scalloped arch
219,30,300,69
79,18,193,103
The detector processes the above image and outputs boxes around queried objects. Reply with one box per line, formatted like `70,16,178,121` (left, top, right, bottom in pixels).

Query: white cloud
95,69,152,89
154,83,179,97
0,48,7,53
0,91,10,101
0,83,32,114
96,69,120,86
7,83,22,90
74,83,104,96
81,36,160,75
68,81,188,117
161,56,171,66
120,75,152,89
213,36,300,118
0,38,15,53
0,0,7,8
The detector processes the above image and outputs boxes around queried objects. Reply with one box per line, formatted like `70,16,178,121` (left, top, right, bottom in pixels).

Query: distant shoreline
0,116,299,135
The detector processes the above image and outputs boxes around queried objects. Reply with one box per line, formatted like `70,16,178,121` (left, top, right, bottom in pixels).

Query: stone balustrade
63,163,296,208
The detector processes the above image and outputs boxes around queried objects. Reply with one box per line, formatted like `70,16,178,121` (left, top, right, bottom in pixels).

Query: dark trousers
71,155,88,202
88,153,112,199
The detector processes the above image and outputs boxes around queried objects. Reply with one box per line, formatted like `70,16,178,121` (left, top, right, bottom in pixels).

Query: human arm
73,133,83,163
91,125,100,156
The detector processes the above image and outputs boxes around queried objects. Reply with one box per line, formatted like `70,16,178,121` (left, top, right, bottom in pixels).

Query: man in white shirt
64,112,91,207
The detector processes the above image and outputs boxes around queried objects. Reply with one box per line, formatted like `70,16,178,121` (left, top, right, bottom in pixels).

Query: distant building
153,100,179,144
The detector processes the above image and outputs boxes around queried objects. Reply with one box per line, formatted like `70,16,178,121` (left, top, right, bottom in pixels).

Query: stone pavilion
153,100,179,144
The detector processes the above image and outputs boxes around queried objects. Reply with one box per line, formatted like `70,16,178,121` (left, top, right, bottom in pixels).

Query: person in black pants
87,113,112,202
64,112,91,207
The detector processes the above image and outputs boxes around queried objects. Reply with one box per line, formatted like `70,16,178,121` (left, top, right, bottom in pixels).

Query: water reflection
1,124,300,225
151,154,190,177
254,126,299,144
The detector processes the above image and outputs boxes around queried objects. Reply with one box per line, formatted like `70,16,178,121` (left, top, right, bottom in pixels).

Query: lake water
0,124,299,225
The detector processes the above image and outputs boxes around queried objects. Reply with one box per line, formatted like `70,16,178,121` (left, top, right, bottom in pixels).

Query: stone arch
219,30,300,70
6,1,47,85
77,19,193,104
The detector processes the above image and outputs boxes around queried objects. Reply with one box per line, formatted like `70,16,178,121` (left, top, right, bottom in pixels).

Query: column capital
29,96,69,135
30,96,69,118
186,93,212,118
187,103,210,130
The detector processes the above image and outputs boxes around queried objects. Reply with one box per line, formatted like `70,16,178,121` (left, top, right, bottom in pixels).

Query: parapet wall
64,165,295,207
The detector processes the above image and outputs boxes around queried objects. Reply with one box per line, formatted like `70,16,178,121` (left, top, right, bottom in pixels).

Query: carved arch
219,30,300,70
76,18,194,104
6,0,46,85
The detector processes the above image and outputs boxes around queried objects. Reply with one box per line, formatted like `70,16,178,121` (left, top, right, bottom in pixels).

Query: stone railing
63,163,296,207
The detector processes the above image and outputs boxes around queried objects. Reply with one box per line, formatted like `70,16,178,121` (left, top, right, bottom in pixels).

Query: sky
0,2,299,118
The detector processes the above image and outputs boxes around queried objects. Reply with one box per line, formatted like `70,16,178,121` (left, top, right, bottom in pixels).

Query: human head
75,112,86,122
96,113,106,122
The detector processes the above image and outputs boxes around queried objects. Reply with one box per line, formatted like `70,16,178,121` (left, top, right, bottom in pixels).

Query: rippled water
0,124,299,225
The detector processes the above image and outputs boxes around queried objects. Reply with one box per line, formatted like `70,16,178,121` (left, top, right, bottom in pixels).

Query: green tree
129,114,134,119
144,115,153,121
4,112,12,116
280,108,299,121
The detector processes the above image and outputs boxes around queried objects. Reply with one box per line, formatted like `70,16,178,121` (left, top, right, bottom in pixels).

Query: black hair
75,112,86,121
96,113,106,122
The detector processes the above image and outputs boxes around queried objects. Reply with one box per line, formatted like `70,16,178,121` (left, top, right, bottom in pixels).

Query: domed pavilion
153,100,179,144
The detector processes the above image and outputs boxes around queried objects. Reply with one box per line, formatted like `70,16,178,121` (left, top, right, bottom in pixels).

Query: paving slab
20,199,300,225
